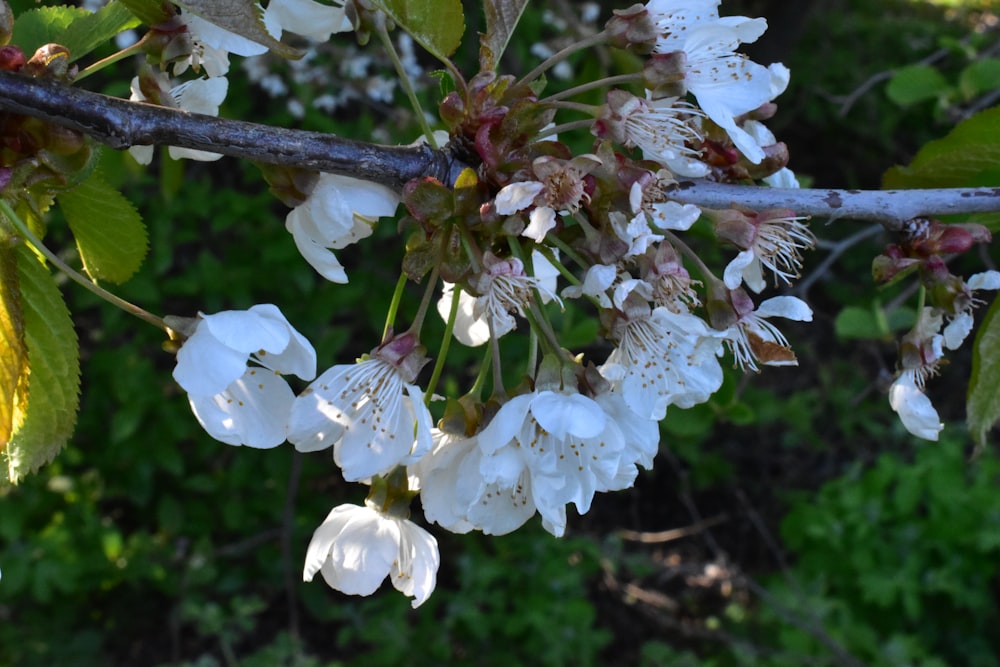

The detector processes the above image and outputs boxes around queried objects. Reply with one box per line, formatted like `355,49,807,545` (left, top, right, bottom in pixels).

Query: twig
0,70,462,189
792,224,884,298
617,514,729,544
3,71,1000,226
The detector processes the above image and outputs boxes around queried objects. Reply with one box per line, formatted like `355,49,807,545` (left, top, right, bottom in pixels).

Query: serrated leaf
173,0,303,59
57,170,147,284
968,295,1000,448
885,64,951,106
959,57,1000,100
9,3,140,62
883,106,1000,189
6,244,80,484
374,0,464,61
0,246,26,455
479,0,528,71
10,6,83,56
119,0,176,26
60,2,142,63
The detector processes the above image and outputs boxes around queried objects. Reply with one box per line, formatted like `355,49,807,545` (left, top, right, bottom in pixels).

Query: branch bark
2,70,999,230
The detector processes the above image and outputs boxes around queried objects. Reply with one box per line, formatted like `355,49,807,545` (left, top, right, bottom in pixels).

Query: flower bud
604,4,657,53
24,44,74,80
0,44,24,71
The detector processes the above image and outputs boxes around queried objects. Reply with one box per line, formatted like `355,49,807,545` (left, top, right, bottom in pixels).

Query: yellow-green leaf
374,0,464,61
0,245,26,455
58,170,148,284
968,295,1000,448
173,0,303,59
6,244,80,484
479,0,528,71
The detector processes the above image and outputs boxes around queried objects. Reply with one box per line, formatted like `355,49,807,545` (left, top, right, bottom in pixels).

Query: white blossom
265,0,352,42
287,334,432,481
285,173,399,283
889,372,944,441
303,502,439,608
721,292,812,372
942,270,1000,350
172,304,316,448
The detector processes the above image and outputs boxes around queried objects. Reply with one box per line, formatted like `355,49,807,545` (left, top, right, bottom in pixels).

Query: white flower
287,333,432,481
172,304,317,448
436,252,561,347
303,502,439,608
942,270,1000,350
477,389,630,537
668,19,779,163
601,300,724,420
611,94,706,171
128,74,229,164
265,0,352,42
561,264,616,307
408,429,537,536
889,372,944,441
494,155,600,242
721,292,812,372
285,173,399,283
718,209,815,293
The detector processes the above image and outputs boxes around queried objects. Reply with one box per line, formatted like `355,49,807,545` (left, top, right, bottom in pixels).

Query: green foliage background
1,1,999,666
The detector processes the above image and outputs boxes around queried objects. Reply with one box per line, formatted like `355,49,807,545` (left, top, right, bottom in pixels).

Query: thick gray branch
0,70,462,189
2,70,1000,229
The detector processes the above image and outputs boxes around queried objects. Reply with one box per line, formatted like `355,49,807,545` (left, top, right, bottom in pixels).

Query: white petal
943,313,973,350
755,296,813,322
437,284,491,347
495,181,544,215
266,0,351,41
286,208,350,283
724,250,756,290
530,391,606,439
889,373,943,441
522,207,557,242
392,521,439,608
969,270,1000,291
649,201,702,231
173,325,249,395
184,10,272,57
188,369,295,447
246,304,317,380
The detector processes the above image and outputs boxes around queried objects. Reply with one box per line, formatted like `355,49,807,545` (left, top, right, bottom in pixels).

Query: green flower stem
542,72,643,104
465,346,492,402
410,266,440,335
515,30,609,90
535,119,596,141
382,273,409,341
0,199,168,332
375,15,438,148
424,282,461,406
663,230,717,282
487,319,506,399
74,34,150,82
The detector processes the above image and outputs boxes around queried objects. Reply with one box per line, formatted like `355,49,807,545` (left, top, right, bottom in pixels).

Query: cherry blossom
171,304,316,448
718,290,812,372
287,332,432,481
303,502,439,608
285,173,400,283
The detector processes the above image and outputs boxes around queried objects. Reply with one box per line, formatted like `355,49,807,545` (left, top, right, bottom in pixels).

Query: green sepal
4,243,80,484
968,295,1000,449
57,169,148,284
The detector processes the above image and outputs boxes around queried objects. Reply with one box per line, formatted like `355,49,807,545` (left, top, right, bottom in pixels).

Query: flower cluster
156,0,996,613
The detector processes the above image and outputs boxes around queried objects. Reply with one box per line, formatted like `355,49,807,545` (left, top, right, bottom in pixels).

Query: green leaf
885,64,951,107
958,58,1000,101
883,106,1000,188
119,0,176,26
173,0,303,59
479,0,528,71
10,6,82,56
968,295,1000,448
6,244,80,484
9,2,140,62
0,246,27,458
374,0,464,61
60,2,142,63
57,170,147,284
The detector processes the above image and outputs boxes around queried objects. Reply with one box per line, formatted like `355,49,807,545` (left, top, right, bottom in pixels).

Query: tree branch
0,70,463,189
2,70,999,229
